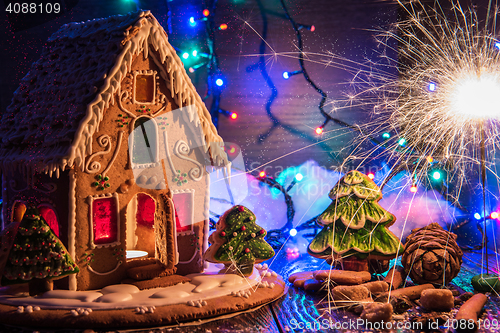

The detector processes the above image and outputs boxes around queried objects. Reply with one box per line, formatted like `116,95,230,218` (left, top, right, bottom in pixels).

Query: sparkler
355,0,500,277
368,1,500,188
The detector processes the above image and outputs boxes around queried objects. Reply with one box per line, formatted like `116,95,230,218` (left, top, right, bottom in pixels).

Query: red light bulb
315,127,323,135
203,9,210,17
219,23,228,30
230,112,238,120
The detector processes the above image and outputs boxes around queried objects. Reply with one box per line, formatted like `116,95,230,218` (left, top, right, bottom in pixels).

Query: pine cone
402,223,463,286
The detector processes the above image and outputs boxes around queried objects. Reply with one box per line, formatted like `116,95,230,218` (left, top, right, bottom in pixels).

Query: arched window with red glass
172,190,194,235
89,194,120,248
38,204,60,237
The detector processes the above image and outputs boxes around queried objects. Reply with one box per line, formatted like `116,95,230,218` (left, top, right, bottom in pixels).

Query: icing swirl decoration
117,90,137,119
174,140,203,181
85,135,112,174
36,182,58,194
9,179,30,193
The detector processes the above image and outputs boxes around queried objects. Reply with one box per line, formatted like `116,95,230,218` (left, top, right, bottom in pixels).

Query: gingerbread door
126,193,156,259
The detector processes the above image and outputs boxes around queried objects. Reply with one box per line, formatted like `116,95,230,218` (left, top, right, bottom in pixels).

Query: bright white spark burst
449,73,500,119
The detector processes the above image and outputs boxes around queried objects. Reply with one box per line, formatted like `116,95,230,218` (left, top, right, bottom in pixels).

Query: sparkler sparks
346,0,500,281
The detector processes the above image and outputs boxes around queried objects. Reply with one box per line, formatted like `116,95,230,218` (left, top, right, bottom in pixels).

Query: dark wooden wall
197,0,398,176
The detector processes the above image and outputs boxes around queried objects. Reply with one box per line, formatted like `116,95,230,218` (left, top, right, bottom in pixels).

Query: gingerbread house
0,11,229,290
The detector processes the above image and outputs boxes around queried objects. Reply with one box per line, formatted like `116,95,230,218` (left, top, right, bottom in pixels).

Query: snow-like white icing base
0,264,278,310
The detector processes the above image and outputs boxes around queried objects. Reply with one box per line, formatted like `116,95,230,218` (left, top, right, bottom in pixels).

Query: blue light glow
432,171,442,180
382,132,391,139
428,82,437,92
182,52,189,59
289,229,297,237
495,42,500,50
189,17,196,26
215,78,224,86
398,138,406,146
474,213,481,220
295,173,303,181
283,71,290,79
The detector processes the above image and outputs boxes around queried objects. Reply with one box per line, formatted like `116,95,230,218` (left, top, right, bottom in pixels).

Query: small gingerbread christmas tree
308,171,402,272
1,207,79,295
204,205,275,276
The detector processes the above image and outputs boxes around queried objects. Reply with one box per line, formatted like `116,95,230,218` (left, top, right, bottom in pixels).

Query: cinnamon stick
383,266,406,290
378,283,434,300
313,270,371,285
455,293,488,332
360,281,389,294
288,271,315,288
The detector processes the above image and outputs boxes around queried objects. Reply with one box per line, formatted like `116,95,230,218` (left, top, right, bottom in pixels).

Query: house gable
0,11,228,177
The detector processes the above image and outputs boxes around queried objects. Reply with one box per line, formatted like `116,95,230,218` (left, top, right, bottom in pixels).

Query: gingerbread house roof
0,10,228,176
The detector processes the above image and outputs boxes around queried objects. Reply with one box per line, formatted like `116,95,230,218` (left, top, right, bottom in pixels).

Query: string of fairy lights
174,0,496,249
173,0,238,128
174,1,329,244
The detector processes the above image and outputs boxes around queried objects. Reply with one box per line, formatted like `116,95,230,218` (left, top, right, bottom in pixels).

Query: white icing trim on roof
67,11,228,174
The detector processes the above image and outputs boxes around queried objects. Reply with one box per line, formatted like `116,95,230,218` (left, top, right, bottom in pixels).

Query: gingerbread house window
88,194,120,249
131,116,159,166
11,201,26,223
172,190,195,235
136,193,155,228
38,205,59,237
134,71,156,104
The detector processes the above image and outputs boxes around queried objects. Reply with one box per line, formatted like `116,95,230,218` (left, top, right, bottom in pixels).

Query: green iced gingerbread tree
1,207,79,295
204,205,275,276
308,171,402,270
